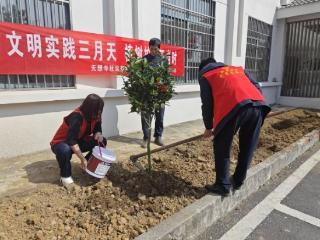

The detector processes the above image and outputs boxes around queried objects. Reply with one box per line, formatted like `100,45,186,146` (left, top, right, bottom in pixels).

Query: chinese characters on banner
0,22,185,76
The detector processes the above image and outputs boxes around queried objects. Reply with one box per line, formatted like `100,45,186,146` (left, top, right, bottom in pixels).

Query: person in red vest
198,57,271,196
50,94,107,188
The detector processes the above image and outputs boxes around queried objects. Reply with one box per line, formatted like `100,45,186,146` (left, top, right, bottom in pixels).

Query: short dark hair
199,57,216,72
79,94,104,120
149,38,161,48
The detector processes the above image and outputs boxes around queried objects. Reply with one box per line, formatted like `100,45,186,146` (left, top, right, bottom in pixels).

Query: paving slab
281,161,320,219
247,210,320,240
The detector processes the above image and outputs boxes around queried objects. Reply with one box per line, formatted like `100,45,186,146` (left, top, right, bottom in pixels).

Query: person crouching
50,94,107,188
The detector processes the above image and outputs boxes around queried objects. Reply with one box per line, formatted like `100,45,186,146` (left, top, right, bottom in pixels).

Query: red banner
0,22,184,76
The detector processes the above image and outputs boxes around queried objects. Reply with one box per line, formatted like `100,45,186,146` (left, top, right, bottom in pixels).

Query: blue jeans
51,137,107,177
213,106,263,190
141,107,165,140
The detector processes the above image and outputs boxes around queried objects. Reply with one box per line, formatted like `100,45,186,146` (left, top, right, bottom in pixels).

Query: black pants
141,107,165,140
214,106,263,190
52,137,107,178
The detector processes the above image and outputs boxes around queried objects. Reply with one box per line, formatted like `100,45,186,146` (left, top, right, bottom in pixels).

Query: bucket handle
96,140,106,158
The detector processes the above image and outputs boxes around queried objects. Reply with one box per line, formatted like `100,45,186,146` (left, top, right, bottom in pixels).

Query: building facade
0,0,319,158
276,0,320,108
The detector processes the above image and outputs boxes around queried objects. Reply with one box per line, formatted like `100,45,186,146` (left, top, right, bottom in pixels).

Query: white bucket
85,146,116,178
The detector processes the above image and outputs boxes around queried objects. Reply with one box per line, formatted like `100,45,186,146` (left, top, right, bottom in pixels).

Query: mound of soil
0,109,319,240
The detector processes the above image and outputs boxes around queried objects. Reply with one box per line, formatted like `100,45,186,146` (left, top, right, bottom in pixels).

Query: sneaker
154,137,164,146
205,183,230,197
60,177,75,190
141,138,148,148
230,176,242,191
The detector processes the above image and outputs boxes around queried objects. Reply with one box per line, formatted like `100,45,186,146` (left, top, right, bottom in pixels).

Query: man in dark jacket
141,38,165,148
198,57,271,196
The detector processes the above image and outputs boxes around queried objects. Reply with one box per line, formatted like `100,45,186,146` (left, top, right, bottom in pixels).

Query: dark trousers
141,107,165,140
214,106,263,190
52,137,107,178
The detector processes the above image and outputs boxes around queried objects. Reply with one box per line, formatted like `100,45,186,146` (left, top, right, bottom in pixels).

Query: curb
135,130,320,240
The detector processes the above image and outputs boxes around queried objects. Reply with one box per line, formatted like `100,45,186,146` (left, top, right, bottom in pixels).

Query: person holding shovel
50,94,107,188
198,57,271,196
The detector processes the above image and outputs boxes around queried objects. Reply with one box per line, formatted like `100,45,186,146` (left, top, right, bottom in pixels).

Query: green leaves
122,50,176,116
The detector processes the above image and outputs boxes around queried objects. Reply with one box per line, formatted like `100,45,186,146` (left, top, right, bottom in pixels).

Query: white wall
132,0,161,40
70,0,112,89
105,91,202,136
278,97,320,109
165,92,202,126
277,1,320,19
71,0,135,89
104,0,136,89
215,0,228,62
226,0,280,67
0,96,128,158
0,101,79,158
262,85,282,105
269,19,286,84
0,88,202,159
70,0,104,33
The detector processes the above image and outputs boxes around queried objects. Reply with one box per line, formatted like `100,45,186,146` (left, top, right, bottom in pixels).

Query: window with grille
281,18,320,98
245,17,272,82
0,0,74,90
161,0,215,84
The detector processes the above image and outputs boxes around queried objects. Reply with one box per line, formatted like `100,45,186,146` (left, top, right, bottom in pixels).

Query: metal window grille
161,0,215,84
0,0,74,90
281,18,320,98
245,17,272,82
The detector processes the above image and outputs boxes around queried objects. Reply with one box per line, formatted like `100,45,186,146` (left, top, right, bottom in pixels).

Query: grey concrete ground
247,210,320,240
198,143,320,240
281,161,320,220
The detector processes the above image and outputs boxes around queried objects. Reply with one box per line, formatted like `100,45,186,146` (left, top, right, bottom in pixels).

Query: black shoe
230,176,242,191
154,137,164,146
141,138,148,148
205,183,230,197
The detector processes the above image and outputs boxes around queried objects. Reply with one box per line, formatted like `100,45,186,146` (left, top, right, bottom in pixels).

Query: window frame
245,16,273,83
161,0,216,84
0,0,75,90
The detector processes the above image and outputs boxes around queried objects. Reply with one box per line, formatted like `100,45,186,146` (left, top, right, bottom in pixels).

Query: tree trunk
143,113,153,172
147,127,152,172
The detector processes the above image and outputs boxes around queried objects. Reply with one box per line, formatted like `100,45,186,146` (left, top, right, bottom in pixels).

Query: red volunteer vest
203,66,264,129
50,108,100,146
